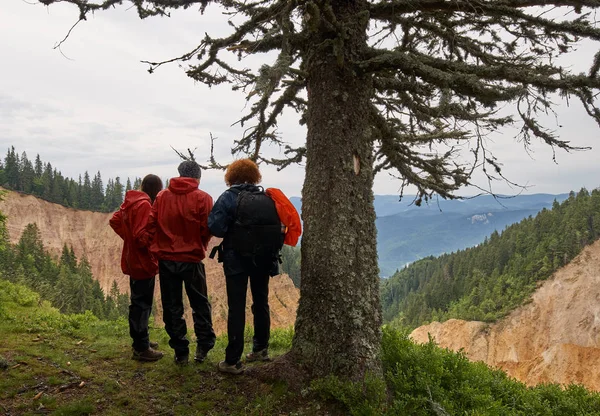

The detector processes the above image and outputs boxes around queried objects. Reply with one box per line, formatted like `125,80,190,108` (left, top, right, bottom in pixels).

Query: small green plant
312,373,387,416
52,399,95,416
0,354,9,370
270,326,294,351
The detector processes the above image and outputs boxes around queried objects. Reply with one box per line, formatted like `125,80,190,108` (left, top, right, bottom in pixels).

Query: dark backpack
226,187,284,258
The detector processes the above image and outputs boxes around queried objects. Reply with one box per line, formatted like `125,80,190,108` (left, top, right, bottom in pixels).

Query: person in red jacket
140,160,216,365
109,174,164,362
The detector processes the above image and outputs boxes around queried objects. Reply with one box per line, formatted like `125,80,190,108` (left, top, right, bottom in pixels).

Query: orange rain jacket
109,190,158,279
140,177,213,263
265,187,302,246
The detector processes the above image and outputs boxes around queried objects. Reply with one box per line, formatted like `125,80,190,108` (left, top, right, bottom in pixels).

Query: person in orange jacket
140,160,216,365
109,174,164,362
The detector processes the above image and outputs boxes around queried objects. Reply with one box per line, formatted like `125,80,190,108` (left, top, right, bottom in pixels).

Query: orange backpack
265,188,302,246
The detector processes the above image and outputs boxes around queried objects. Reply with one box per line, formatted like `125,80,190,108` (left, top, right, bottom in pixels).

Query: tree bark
291,0,382,380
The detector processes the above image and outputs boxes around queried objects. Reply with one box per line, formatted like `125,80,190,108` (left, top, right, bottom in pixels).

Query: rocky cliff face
0,190,299,335
411,239,600,391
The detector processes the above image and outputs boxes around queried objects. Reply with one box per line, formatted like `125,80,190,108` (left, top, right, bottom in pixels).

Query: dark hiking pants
159,260,216,358
129,276,155,352
224,269,270,364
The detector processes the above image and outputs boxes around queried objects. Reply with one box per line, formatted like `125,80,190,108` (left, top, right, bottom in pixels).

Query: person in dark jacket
208,159,279,375
139,160,216,365
109,174,164,362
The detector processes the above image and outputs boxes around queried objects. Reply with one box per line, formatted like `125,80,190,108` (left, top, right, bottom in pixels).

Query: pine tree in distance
38,0,600,381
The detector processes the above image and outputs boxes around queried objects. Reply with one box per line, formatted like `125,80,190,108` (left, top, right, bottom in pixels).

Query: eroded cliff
411,239,600,391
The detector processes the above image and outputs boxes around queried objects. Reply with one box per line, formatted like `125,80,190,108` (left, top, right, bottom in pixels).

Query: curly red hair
225,159,262,186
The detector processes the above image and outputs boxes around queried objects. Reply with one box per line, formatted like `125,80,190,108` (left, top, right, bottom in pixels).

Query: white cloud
1,0,599,201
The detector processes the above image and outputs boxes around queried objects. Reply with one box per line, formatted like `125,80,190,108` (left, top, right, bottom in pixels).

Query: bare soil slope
0,190,299,334
411,239,600,391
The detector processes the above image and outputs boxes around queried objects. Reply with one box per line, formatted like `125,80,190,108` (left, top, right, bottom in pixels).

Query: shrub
23,310,100,336
0,279,39,307
312,374,387,416
313,327,600,416
270,326,294,351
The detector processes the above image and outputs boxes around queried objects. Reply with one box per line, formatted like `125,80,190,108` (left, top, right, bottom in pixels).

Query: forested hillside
281,245,301,287
376,205,564,276
0,146,138,212
0,208,128,320
381,188,600,328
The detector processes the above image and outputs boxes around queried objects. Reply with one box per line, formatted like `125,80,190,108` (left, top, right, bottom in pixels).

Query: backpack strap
229,185,262,195
210,187,242,262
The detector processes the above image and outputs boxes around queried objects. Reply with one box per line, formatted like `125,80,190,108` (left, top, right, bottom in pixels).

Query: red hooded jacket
140,177,213,263
109,190,158,280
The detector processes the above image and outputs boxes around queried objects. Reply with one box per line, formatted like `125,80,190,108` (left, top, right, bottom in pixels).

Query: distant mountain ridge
292,193,570,276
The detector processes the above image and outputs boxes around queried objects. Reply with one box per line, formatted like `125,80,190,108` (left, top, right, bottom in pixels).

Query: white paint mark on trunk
353,153,360,175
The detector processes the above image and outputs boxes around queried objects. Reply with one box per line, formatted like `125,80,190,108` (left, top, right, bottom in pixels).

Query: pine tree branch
371,104,470,203
362,50,600,93
197,133,228,170
369,0,600,20
264,145,307,169
39,0,210,19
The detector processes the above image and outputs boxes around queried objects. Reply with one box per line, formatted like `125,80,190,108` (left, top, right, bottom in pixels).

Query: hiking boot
149,341,159,349
246,349,270,362
132,347,164,362
217,361,244,375
174,354,189,366
194,348,208,363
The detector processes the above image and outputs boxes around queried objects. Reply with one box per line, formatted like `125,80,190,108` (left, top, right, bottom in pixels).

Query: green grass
2,278,600,416
0,279,326,415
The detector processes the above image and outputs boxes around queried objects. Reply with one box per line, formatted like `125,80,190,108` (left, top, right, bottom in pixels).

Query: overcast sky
1,1,600,200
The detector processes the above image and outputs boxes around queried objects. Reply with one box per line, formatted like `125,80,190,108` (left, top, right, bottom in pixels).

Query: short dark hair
141,174,163,203
178,160,202,179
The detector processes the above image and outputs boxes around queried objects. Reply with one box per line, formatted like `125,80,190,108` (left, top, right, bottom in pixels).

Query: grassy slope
3,279,600,416
0,280,323,416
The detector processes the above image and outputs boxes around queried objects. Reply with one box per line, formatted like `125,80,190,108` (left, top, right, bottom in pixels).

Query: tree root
245,352,310,392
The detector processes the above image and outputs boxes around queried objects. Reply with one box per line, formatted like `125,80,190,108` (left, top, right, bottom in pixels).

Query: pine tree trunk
291,0,382,379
